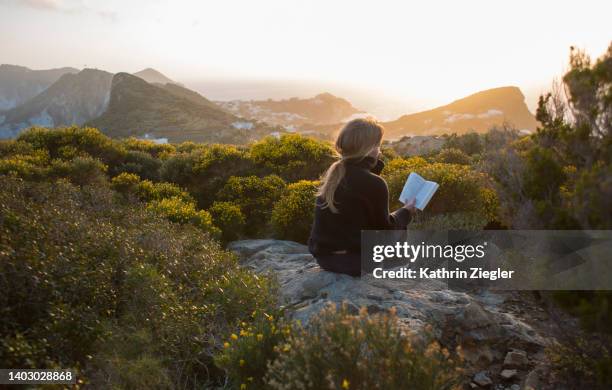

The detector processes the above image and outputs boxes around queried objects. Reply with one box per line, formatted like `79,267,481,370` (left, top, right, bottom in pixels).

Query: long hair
318,118,384,213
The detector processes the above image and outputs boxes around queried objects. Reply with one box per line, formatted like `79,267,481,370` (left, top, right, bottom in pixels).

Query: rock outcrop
229,239,558,389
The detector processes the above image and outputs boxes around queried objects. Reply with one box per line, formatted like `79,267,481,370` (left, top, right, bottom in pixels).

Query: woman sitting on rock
308,118,416,277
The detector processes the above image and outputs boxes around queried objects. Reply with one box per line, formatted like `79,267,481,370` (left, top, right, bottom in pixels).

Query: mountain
0,69,113,138
0,64,79,110
157,82,225,112
382,86,538,139
216,92,363,130
133,68,180,85
88,73,274,143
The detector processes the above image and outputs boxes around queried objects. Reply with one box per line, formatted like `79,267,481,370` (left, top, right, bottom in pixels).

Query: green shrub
443,132,483,156
17,126,126,168
122,137,176,158
209,201,246,243
110,172,142,194
217,175,286,236
112,150,162,181
271,180,318,243
215,311,290,390
523,146,566,201
0,148,49,180
383,159,498,222
0,177,277,387
408,212,489,230
250,134,335,181
161,144,255,208
147,196,220,238
48,156,108,186
111,172,193,204
265,304,461,390
562,162,612,228
434,148,472,165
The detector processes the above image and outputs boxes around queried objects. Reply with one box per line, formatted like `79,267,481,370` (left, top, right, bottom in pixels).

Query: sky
1,0,611,118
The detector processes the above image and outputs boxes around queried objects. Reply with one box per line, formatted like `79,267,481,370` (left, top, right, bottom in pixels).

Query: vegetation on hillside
0,43,610,389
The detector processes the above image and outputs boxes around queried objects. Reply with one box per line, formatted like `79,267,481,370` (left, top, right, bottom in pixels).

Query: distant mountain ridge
87,73,274,143
0,63,538,142
217,92,363,129
0,69,113,138
0,64,79,110
133,68,181,86
382,86,538,138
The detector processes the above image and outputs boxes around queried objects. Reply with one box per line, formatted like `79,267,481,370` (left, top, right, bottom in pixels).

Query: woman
308,118,416,277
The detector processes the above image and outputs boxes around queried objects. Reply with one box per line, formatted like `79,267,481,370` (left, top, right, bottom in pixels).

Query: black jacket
308,156,412,256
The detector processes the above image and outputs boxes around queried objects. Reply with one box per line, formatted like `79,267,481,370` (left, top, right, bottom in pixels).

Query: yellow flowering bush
265,304,461,390
0,177,278,387
208,201,246,243
270,180,319,243
249,134,335,181
215,310,291,390
146,196,220,238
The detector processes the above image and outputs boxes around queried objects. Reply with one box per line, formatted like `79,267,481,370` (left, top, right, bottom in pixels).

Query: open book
398,172,439,211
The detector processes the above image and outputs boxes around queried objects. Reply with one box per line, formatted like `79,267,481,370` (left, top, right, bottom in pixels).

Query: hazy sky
1,0,610,116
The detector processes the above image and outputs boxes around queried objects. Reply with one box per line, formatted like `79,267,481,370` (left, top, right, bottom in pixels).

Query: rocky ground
229,239,577,390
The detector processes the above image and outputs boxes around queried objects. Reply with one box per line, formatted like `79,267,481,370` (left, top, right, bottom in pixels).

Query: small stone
473,371,493,387
503,349,528,368
469,382,479,389
510,385,520,390
500,369,517,380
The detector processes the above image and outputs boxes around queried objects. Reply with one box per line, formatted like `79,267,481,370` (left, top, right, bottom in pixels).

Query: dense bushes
489,44,612,387
434,148,472,165
217,175,287,236
250,134,335,181
0,177,277,387
209,201,247,243
147,197,220,237
160,144,254,208
271,180,319,243
216,304,462,390
383,157,499,227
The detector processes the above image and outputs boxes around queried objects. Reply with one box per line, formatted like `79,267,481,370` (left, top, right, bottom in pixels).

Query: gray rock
229,239,548,360
500,369,518,380
503,349,528,368
473,371,493,387
523,369,539,390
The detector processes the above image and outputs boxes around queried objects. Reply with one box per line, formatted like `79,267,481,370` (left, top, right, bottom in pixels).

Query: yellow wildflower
239,359,245,367
256,333,263,341
342,379,350,389
231,333,238,340
223,342,230,348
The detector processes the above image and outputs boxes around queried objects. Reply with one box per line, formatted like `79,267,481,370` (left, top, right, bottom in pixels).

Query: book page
399,172,425,204
399,172,439,210
416,181,439,210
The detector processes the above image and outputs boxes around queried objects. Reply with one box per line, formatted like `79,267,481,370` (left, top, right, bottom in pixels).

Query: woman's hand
403,197,417,211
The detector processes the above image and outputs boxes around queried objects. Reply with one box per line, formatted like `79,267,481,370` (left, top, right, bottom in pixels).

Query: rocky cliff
0,68,112,138
0,64,78,111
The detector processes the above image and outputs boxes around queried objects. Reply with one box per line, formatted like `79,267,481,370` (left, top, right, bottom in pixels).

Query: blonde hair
318,118,384,213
